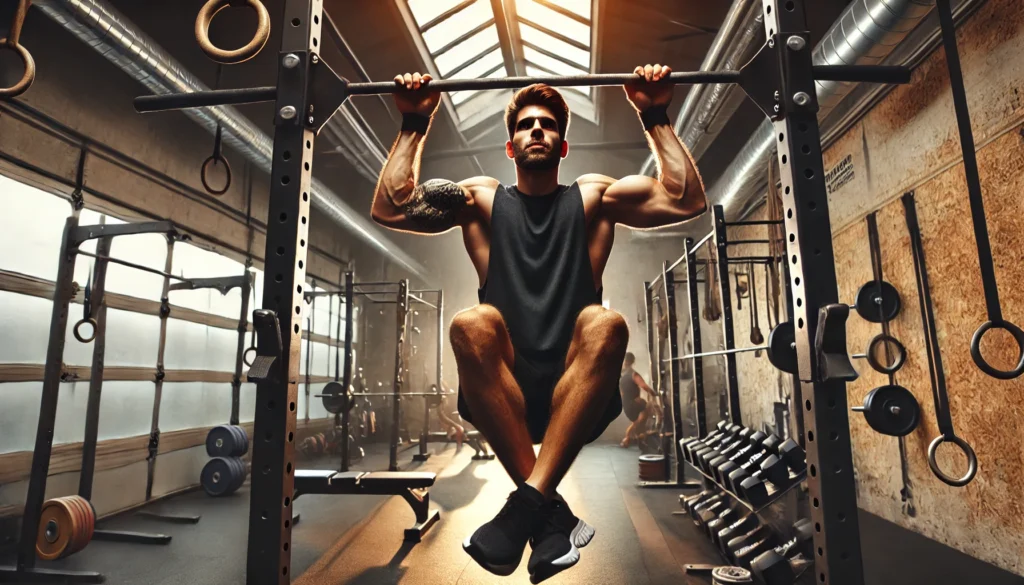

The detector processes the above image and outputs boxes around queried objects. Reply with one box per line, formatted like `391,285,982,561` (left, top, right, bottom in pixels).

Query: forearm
372,128,427,217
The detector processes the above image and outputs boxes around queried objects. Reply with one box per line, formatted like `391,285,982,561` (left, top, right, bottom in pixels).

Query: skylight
399,0,598,128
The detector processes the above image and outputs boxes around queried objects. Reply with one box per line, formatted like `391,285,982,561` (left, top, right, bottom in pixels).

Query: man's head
504,84,570,171
624,352,636,368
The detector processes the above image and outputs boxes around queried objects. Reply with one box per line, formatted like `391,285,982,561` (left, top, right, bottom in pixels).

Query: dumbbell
734,455,791,507
777,439,806,472
690,493,728,520
751,550,814,585
699,428,752,473
724,449,770,492
726,524,778,567
703,505,744,540
686,425,740,464
715,513,759,551
694,497,730,524
714,431,768,484
761,433,783,455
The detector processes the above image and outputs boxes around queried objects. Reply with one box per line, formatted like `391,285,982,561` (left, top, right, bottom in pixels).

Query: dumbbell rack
687,457,806,515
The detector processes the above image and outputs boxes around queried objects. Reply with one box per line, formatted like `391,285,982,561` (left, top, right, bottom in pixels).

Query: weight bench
293,470,440,541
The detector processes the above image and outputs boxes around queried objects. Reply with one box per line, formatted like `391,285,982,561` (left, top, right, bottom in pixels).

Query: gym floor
9,436,1024,585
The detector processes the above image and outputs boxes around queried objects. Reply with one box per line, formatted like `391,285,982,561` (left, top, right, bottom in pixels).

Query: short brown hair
505,84,570,139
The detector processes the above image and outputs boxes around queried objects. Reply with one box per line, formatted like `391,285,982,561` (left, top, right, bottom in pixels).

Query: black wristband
639,106,671,132
401,113,431,135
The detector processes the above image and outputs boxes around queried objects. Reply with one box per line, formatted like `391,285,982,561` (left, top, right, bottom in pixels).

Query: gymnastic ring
0,40,36,99
242,346,257,367
927,434,977,488
970,319,1024,380
865,333,906,375
195,0,271,65
73,318,97,344
201,154,232,195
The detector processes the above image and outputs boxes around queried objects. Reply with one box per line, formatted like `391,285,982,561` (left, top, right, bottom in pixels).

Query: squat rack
132,0,911,581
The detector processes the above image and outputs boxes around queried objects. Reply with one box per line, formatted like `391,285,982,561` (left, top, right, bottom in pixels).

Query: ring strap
902,193,955,436
866,213,898,384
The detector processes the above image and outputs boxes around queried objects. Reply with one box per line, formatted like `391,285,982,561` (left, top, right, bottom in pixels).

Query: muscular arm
633,371,655,397
584,125,707,229
370,121,494,234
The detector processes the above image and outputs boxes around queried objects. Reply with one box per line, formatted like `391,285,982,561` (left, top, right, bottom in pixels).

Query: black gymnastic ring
927,434,977,488
242,346,257,367
73,318,97,344
970,319,1024,380
201,155,232,196
865,333,906,375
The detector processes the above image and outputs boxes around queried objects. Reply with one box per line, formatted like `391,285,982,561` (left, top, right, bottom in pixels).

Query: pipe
639,0,757,177
34,0,429,280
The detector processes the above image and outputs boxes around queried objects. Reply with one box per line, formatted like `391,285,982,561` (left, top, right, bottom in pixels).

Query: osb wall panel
823,0,1024,233
818,0,1024,573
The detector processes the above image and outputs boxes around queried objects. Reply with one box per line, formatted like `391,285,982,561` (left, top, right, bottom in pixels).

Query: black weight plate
235,425,249,455
231,457,247,492
206,425,237,457
855,281,901,323
201,457,236,496
228,426,245,457
321,381,347,414
767,322,797,374
861,384,921,437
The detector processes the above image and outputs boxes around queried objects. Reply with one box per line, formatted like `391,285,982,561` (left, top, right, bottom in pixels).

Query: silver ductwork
35,0,429,279
709,0,934,219
639,0,758,176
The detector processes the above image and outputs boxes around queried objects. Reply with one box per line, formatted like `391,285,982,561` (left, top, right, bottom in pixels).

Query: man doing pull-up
371,64,707,581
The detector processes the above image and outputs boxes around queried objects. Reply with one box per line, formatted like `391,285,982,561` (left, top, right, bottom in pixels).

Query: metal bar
306,285,317,424
354,281,399,287
244,2,318,582
643,282,658,405
812,64,911,84
664,266,686,484
322,12,397,123
489,0,521,77
677,345,767,360
408,293,438,310
76,251,188,282
767,2,864,581
520,40,589,74
727,256,775,263
420,0,476,33
390,280,410,472
684,238,707,438
723,219,783,226
17,215,79,570
518,16,590,52
145,237,175,502
423,140,648,161
79,232,112,501
231,272,252,426
135,86,278,111
341,271,354,472
688,230,715,253
445,43,502,79
726,239,770,245
713,206,742,425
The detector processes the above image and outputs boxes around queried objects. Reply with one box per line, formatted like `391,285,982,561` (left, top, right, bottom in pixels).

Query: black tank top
619,368,640,403
479,182,601,360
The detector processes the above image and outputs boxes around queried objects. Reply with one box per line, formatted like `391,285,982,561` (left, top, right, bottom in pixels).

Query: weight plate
66,495,93,555
206,425,239,457
228,426,244,456
321,381,347,414
201,457,237,497
766,322,797,374
860,384,921,437
855,280,901,323
712,565,753,584
37,498,74,560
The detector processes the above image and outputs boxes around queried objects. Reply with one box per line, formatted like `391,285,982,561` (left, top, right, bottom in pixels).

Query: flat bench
293,470,440,541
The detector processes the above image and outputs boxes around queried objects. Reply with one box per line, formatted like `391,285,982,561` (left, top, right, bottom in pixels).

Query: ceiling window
399,0,598,128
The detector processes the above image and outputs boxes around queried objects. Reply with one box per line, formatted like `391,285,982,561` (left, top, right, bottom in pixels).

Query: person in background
619,352,661,448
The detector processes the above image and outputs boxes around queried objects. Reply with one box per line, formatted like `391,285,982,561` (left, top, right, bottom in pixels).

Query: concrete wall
726,0,1024,575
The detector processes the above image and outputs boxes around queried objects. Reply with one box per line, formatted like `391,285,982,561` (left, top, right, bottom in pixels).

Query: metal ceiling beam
491,0,524,76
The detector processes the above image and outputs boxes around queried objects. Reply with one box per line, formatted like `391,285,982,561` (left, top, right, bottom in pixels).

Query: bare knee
574,306,629,357
450,304,511,365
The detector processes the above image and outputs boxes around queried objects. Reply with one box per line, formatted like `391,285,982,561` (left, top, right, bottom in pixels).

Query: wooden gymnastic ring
201,154,232,195
195,0,271,64
73,318,97,343
927,434,977,488
0,40,35,98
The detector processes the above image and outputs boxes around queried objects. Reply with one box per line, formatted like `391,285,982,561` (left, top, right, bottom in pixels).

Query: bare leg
527,306,629,498
450,305,536,484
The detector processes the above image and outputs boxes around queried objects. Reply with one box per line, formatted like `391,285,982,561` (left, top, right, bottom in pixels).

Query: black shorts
624,398,647,422
458,348,623,445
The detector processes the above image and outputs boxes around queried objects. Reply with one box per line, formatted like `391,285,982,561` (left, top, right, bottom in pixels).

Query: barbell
316,381,454,414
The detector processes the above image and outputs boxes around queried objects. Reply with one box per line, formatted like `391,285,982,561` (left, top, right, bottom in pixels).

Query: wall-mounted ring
73,318,97,344
970,319,1024,380
0,41,35,98
195,0,271,65
865,333,906,375
242,346,257,367
201,154,232,195
927,434,977,488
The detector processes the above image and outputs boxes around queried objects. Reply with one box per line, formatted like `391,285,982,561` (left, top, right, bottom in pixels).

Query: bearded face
508,105,566,171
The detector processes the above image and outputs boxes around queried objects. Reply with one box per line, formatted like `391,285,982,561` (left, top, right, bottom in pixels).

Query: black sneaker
463,484,547,575
527,499,595,583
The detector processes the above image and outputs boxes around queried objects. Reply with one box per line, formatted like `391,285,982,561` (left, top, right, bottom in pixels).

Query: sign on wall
826,154,855,195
